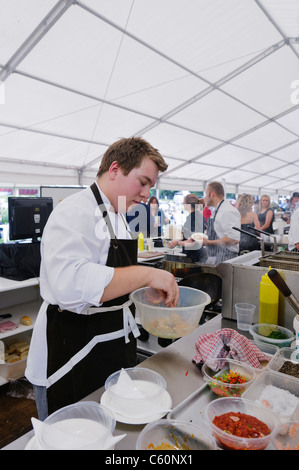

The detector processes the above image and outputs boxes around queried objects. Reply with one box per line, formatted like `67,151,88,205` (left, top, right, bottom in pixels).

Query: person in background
288,204,299,252
258,195,274,234
202,181,240,264
25,137,179,419
198,197,209,232
292,192,299,212
168,194,207,263
236,193,261,252
126,201,153,238
147,196,169,237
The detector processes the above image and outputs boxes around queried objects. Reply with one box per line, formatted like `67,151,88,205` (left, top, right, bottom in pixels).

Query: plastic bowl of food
136,419,216,450
267,347,299,378
243,370,299,424
202,358,256,398
249,323,295,348
202,397,278,450
104,367,167,419
42,401,116,450
272,421,299,450
130,286,211,339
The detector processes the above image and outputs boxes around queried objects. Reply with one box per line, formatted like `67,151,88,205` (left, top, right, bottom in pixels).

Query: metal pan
178,272,222,308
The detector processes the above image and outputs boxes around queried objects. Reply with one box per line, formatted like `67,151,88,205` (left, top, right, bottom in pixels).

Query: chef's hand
146,269,179,307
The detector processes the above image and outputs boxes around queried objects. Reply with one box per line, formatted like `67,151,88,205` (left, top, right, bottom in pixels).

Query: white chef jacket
213,200,240,253
288,208,299,251
25,184,131,386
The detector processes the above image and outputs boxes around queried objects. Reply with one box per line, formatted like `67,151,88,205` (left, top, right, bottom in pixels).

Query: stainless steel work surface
3,314,237,450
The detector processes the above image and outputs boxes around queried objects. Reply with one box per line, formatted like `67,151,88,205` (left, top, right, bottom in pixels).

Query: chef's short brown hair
207,181,224,197
97,137,168,177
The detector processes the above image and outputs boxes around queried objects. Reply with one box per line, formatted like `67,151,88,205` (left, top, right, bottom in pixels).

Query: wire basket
259,251,299,272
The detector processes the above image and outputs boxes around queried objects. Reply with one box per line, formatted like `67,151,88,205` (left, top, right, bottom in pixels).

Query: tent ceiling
0,0,298,195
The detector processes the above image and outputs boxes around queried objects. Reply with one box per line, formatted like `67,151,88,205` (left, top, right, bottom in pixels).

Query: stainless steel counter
2,315,245,450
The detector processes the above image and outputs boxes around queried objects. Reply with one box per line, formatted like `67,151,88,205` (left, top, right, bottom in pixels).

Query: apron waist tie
46,300,140,389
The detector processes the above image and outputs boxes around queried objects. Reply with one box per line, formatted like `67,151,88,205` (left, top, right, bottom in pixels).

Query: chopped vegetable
208,369,248,397
267,330,288,339
216,370,247,385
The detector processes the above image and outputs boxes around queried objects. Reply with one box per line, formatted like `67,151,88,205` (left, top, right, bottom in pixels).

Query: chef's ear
109,161,120,180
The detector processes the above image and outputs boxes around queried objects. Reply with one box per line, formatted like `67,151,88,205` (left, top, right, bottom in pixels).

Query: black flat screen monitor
8,197,53,242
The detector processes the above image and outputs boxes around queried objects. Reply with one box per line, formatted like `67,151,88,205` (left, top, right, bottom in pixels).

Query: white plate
191,232,208,241
25,436,39,450
100,390,172,425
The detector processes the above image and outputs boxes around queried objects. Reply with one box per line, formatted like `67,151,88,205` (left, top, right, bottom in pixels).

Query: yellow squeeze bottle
138,232,144,251
259,267,279,324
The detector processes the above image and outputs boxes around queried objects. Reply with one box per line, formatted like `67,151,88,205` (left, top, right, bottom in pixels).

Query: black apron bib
46,183,138,415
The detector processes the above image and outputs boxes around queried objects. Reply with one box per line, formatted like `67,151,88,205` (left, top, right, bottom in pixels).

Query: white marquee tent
0,0,298,196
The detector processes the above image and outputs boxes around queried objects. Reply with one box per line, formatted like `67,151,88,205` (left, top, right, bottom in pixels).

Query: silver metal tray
168,383,216,425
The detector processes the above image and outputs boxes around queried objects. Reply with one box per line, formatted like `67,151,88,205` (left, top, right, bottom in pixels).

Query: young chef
25,137,179,419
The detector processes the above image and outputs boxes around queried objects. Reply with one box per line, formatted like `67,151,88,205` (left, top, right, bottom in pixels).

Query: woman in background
258,194,274,234
236,194,261,252
147,196,169,237
168,194,207,263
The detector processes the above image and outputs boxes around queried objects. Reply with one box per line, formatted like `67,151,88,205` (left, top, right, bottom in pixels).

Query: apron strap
46,300,140,389
90,182,116,240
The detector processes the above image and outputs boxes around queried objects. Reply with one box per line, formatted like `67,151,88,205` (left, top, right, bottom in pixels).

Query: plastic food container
0,333,31,380
267,347,299,380
136,419,216,450
251,339,279,357
249,323,295,348
243,370,299,424
42,401,116,450
105,367,167,418
272,421,299,450
202,397,278,450
130,286,211,338
202,358,256,398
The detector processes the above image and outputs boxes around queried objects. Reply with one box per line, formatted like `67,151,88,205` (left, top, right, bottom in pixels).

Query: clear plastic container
272,421,299,450
243,370,299,423
267,347,299,382
249,323,295,348
202,397,278,450
250,340,279,374
136,419,216,450
201,358,256,398
251,339,279,357
130,286,211,338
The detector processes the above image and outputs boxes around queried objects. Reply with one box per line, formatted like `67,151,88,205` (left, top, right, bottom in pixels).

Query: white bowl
104,367,167,418
42,401,115,450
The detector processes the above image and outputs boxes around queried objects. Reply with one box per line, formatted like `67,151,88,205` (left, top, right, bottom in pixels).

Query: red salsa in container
212,411,271,450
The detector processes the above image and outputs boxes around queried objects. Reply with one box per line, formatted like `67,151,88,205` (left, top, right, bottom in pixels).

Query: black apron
207,200,238,264
46,183,139,415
